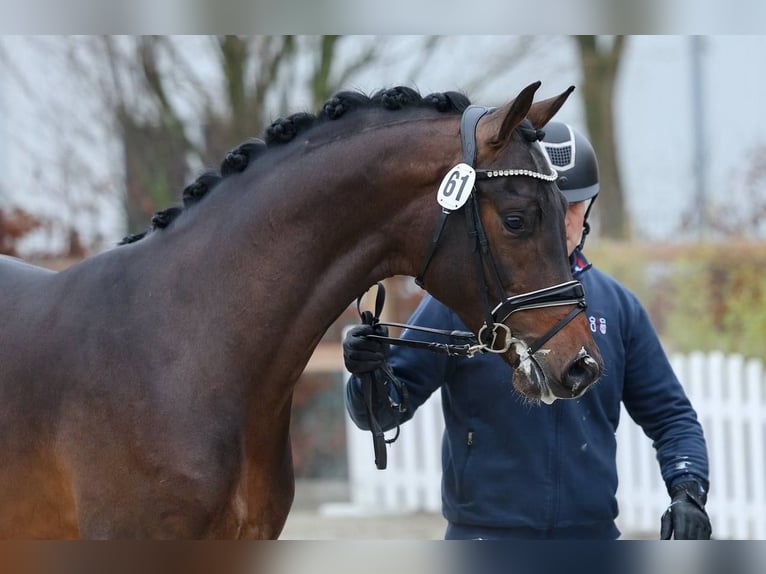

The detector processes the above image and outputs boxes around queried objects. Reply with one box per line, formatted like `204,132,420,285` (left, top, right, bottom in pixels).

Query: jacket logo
588,315,607,335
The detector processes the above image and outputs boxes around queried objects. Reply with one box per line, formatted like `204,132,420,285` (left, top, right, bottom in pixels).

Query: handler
342,122,712,540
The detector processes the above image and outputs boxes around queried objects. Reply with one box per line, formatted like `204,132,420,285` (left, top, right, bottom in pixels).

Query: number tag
437,163,476,211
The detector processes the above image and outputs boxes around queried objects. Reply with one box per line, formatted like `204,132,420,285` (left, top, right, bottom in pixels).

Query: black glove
660,480,712,540
343,323,390,375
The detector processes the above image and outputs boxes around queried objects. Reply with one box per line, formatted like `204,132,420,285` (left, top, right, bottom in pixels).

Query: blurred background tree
0,207,40,256
575,35,627,239
73,35,389,234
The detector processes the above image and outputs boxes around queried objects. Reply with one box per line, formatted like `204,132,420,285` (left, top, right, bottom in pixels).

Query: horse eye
503,215,525,232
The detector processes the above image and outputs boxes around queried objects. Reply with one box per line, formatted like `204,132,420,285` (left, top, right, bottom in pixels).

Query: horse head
418,82,603,403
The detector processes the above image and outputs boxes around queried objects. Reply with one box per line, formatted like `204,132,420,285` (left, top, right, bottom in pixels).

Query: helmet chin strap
576,194,597,251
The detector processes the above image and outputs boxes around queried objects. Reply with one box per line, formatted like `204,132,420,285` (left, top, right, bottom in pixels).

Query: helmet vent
543,144,573,170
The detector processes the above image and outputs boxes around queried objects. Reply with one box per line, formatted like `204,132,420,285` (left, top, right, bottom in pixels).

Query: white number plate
436,163,476,211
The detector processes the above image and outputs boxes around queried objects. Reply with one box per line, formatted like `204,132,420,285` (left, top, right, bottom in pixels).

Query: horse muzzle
510,343,603,404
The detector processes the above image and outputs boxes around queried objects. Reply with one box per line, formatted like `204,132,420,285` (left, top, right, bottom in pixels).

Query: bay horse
0,82,602,539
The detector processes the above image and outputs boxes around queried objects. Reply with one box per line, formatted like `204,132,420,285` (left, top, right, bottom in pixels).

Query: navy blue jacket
345,250,709,539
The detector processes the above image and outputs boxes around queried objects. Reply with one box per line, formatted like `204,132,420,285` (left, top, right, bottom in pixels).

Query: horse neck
165,115,460,391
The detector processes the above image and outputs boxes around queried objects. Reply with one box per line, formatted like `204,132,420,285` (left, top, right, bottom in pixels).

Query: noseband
367,106,587,359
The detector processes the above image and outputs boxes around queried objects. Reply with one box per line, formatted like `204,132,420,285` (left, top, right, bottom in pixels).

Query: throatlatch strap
465,196,496,345
415,209,450,288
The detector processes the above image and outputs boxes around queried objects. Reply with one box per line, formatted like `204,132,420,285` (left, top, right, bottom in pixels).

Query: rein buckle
476,322,513,354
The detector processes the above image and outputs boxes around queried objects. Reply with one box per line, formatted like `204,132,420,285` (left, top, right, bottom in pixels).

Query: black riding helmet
540,122,599,250
540,122,600,203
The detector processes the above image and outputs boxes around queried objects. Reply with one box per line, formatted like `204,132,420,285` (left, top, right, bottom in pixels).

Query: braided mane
118,87,471,246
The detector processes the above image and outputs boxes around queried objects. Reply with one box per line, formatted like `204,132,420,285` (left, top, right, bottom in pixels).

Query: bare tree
0,37,118,256
575,35,628,239
83,35,392,234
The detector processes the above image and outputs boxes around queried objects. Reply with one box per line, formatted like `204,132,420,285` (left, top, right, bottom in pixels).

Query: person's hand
660,481,712,539
342,324,390,375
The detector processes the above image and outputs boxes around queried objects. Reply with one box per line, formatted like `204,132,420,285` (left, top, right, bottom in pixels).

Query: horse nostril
562,353,601,395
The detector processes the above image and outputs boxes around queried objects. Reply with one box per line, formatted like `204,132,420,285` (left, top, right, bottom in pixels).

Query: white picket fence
322,351,766,539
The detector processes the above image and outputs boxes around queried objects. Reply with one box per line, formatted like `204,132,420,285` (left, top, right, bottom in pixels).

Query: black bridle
356,106,588,469
406,105,587,357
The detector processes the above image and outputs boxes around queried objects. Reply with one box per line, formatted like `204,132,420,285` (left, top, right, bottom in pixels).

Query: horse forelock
118,87,471,247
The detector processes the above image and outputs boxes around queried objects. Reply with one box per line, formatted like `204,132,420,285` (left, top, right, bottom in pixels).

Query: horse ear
526,85,576,128
480,81,542,148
